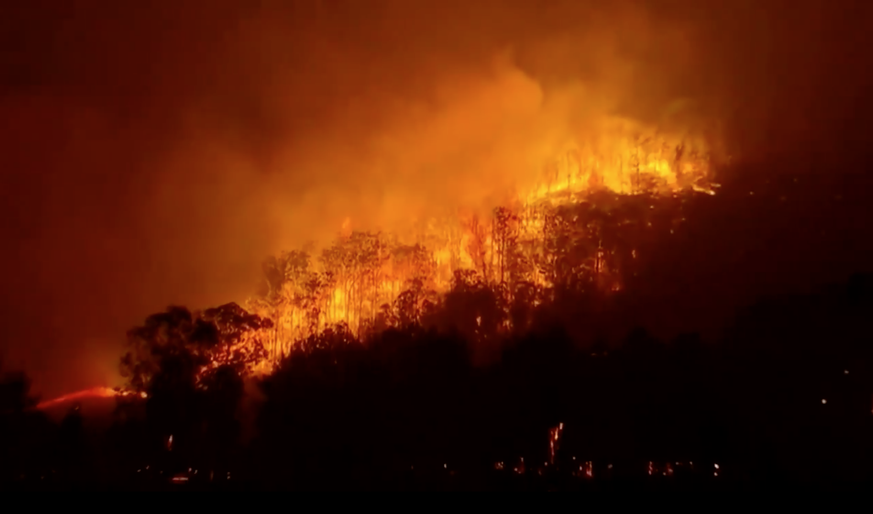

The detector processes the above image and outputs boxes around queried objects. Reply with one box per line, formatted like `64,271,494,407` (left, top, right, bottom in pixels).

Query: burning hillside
246,113,723,363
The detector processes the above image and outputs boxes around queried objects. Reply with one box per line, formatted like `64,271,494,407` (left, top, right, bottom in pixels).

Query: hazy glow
0,1,868,398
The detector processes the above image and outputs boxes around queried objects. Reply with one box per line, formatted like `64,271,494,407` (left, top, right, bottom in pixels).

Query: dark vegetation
2,167,872,490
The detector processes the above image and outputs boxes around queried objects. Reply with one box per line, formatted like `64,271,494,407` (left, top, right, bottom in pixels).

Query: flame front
247,114,722,363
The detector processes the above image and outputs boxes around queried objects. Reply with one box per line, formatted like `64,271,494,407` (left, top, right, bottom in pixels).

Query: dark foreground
4,466,871,491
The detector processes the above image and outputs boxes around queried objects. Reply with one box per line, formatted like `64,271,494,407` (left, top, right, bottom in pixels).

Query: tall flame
247,113,722,362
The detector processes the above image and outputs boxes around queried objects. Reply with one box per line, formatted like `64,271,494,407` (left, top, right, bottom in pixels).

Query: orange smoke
3,1,753,399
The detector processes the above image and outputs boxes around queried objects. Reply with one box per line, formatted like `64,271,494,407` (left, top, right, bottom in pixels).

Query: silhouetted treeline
2,272,873,490
246,189,699,361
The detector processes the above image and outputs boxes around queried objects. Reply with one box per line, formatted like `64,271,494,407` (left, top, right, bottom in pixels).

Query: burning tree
242,115,722,355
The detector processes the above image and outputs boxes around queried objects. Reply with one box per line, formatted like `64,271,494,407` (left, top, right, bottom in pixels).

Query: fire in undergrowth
245,113,724,364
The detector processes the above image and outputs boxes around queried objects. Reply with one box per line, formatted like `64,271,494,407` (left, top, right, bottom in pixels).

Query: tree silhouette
116,303,272,474
57,404,87,478
120,303,271,396
0,369,38,415
0,370,53,484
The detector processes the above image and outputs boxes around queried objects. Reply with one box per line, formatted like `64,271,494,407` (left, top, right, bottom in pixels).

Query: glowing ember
549,423,564,465
577,461,594,479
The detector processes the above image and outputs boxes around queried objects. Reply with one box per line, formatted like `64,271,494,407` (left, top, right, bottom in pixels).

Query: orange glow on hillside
245,112,723,363
36,387,145,410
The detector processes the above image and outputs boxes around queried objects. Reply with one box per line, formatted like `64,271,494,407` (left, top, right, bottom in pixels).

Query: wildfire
549,422,564,465
246,114,722,364
35,387,146,410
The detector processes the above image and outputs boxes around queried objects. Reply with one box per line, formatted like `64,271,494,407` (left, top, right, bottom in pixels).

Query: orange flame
244,113,723,365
